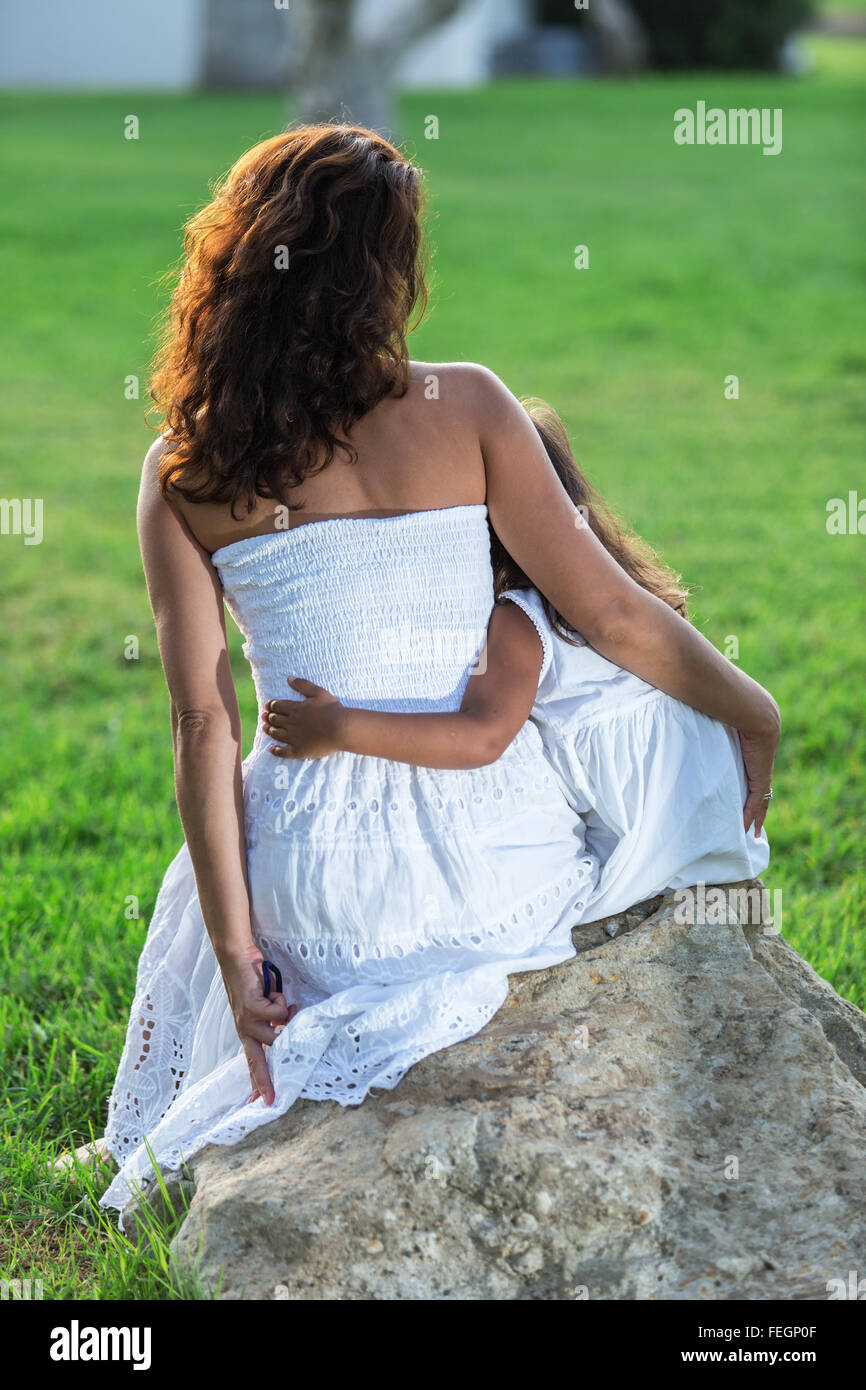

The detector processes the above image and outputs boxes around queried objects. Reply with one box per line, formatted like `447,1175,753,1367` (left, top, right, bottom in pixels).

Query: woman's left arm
472,368,781,838
137,439,290,1103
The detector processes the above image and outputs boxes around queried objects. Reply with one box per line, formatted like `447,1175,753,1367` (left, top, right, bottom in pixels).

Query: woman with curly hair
92,125,778,1216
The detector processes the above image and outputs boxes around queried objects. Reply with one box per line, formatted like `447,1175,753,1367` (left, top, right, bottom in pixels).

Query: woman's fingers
263,993,292,1025
737,727,777,839
245,1020,282,1045
743,779,771,837
243,1039,274,1106
743,790,767,839
242,999,300,1102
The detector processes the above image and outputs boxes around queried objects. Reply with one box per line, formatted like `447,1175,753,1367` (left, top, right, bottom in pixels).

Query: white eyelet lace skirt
99,721,598,1217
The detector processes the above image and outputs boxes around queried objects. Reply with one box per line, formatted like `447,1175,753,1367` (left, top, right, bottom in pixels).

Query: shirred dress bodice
212,504,495,723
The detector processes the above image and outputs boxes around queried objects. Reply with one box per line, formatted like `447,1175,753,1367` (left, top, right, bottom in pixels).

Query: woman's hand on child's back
264,677,347,759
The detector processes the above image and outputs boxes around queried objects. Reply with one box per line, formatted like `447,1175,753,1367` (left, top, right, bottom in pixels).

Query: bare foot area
52,1137,113,1174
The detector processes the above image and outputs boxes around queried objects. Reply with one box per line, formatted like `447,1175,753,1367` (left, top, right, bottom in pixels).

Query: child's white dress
501,587,770,929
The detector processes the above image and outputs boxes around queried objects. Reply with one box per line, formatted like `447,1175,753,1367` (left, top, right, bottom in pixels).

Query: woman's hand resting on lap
219,949,297,1105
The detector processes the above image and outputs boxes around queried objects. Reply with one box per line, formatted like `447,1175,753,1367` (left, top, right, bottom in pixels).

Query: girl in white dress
262,399,769,929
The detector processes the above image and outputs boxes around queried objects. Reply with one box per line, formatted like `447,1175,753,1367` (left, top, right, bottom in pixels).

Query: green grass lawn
1,43,864,1297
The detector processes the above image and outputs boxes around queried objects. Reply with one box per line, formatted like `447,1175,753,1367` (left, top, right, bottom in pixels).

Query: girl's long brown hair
490,400,690,644
150,124,427,515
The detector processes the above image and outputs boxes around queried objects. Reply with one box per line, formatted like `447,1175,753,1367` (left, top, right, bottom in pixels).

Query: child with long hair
262,399,769,929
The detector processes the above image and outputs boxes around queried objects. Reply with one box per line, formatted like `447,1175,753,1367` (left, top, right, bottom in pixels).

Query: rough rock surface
140,880,866,1300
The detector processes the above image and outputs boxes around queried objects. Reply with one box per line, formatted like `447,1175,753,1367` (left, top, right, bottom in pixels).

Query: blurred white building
0,0,529,91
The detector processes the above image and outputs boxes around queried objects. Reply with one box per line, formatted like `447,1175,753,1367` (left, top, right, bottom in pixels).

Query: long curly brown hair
150,124,428,515
491,400,691,643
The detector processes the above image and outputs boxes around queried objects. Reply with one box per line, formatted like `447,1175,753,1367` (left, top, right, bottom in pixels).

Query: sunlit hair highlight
150,123,428,514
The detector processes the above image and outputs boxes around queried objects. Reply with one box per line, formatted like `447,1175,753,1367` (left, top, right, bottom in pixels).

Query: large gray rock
154,881,866,1300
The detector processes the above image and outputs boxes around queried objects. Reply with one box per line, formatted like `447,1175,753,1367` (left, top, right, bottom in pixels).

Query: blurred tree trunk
201,0,291,89
289,0,468,135
584,0,648,74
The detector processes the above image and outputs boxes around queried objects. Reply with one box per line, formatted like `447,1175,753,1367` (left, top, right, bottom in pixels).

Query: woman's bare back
170,361,488,555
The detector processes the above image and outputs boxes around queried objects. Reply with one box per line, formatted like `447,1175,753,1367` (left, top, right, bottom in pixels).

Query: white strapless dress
100,505,599,1215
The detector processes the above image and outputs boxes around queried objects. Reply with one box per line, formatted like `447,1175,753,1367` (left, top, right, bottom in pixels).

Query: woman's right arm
137,440,292,1102
472,367,780,836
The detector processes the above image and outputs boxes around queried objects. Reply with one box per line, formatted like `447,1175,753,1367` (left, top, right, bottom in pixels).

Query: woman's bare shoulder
137,432,194,541
406,359,512,409
139,430,174,485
